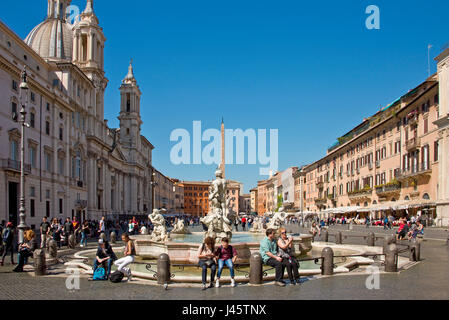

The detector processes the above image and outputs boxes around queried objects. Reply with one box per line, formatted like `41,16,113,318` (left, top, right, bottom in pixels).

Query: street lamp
17,66,29,244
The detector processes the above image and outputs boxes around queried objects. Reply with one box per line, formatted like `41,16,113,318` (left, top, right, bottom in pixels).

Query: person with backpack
1,222,15,266
93,238,117,279
214,237,238,288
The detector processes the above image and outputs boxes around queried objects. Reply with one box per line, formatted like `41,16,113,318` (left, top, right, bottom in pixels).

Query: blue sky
2,0,449,193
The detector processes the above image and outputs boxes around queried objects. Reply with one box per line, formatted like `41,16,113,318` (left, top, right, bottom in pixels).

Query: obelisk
220,118,225,178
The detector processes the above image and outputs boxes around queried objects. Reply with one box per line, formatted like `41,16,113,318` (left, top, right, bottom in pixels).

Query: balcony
348,188,372,201
314,198,327,205
405,137,420,151
74,199,87,209
397,164,432,180
0,159,31,174
375,184,401,196
316,181,324,189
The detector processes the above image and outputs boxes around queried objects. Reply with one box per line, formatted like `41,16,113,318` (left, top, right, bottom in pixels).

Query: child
214,237,238,288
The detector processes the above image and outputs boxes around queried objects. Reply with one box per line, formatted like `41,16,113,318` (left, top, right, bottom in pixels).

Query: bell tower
73,0,108,119
118,60,142,159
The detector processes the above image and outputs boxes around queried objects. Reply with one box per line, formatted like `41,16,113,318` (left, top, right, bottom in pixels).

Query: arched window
373,200,377,205
391,198,396,202
404,196,410,201
423,193,430,200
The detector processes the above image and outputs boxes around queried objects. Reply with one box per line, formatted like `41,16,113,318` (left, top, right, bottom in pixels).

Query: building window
424,118,428,134
12,80,18,91
30,112,35,128
46,102,50,111
30,199,35,217
58,157,64,175
434,141,439,162
46,201,50,217
29,146,36,168
59,199,63,215
45,120,50,135
11,102,18,122
31,92,35,102
10,140,18,161
45,152,52,172
59,127,63,141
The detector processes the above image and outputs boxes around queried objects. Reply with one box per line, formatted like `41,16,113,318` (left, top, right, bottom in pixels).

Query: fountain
130,168,313,264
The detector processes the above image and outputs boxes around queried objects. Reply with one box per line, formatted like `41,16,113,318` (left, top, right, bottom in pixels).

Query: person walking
40,217,51,249
113,233,135,281
1,222,15,266
98,216,106,237
80,220,90,247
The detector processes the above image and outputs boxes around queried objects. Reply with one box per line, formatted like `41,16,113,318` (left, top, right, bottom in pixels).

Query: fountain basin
131,232,313,264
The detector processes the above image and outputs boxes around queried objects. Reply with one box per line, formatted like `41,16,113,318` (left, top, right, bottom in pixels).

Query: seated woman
197,236,217,290
214,237,238,288
113,233,135,281
396,218,409,240
13,230,37,272
408,220,424,240
277,227,300,285
93,238,117,279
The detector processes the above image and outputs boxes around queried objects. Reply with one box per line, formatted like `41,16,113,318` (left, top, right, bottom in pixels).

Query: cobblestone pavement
1,227,449,300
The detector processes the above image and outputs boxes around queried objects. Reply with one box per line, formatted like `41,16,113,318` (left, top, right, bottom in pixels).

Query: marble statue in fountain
249,216,264,233
171,218,190,234
251,206,296,232
148,209,168,242
200,168,235,242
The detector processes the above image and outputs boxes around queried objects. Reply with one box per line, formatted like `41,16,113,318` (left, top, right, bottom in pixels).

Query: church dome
25,18,73,61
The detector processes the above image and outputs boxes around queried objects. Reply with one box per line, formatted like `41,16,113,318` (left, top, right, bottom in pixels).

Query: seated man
259,228,286,287
93,238,117,279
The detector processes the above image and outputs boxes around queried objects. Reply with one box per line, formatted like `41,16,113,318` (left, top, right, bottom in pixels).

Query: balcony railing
405,137,420,151
0,159,31,174
314,198,327,204
397,164,431,179
348,188,372,199
375,184,401,195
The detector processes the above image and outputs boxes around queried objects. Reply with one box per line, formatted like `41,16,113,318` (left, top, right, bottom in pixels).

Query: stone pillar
383,234,396,254
321,247,334,275
335,231,342,244
249,252,263,285
110,231,116,244
322,229,329,242
367,232,375,246
68,234,76,249
48,240,58,259
157,253,170,285
409,239,421,262
384,243,398,272
33,249,46,276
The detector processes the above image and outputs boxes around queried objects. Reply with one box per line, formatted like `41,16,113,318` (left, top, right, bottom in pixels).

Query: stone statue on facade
148,209,168,242
200,168,233,242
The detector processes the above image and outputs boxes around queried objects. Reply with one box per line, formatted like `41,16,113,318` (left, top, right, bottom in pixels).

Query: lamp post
17,66,29,244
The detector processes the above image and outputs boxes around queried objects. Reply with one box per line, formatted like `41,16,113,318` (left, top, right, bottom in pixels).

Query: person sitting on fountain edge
277,227,300,285
214,237,238,288
94,238,117,279
260,228,286,287
198,236,217,290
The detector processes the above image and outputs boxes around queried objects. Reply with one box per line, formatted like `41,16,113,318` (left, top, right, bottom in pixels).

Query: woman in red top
214,237,238,288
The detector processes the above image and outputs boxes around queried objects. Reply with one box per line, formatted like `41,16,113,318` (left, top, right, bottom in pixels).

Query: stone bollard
249,252,263,285
383,234,396,254
157,253,171,285
335,231,342,244
409,239,421,262
367,232,375,247
384,243,398,272
321,247,334,275
33,249,46,276
322,229,329,242
68,234,76,249
48,239,58,259
110,231,116,244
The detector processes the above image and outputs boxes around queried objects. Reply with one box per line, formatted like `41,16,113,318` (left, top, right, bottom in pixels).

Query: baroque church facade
0,0,154,229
